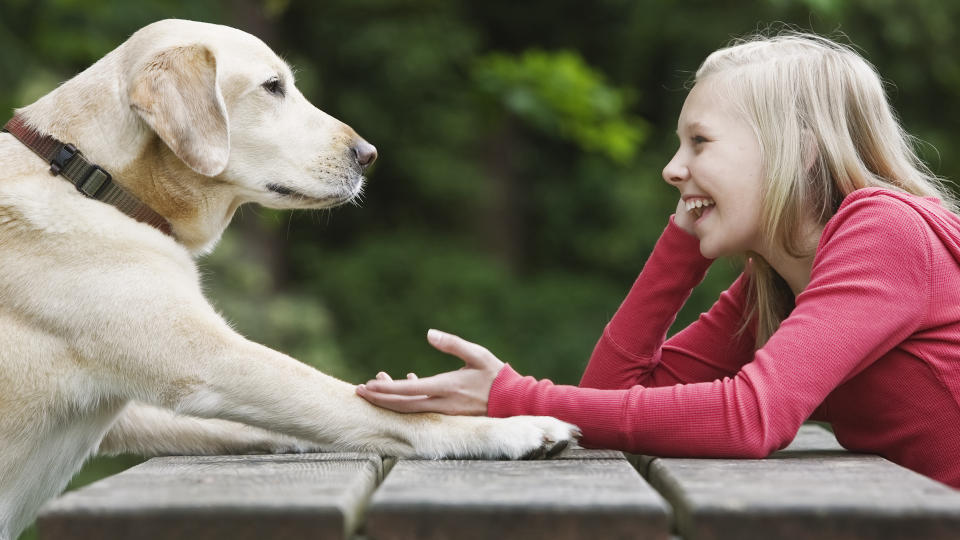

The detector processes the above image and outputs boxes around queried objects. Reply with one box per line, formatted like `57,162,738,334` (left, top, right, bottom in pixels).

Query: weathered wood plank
37,453,382,540
645,424,960,540
554,448,627,460
365,451,671,540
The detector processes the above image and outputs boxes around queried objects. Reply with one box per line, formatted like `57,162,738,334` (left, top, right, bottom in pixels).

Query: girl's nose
662,151,689,186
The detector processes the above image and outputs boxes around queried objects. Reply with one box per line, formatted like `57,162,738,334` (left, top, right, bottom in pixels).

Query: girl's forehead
678,78,742,130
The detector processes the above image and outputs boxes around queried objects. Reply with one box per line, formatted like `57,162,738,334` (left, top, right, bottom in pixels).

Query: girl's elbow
739,440,775,459
739,427,794,458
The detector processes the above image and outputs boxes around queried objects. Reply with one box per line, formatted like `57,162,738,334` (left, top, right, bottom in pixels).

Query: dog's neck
115,137,244,255
17,51,241,255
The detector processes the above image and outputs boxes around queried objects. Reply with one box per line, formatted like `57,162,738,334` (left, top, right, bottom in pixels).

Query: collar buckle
50,143,78,176
4,114,174,238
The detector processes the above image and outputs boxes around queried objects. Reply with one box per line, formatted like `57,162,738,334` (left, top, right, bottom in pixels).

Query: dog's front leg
98,401,324,457
36,246,576,459
137,332,576,459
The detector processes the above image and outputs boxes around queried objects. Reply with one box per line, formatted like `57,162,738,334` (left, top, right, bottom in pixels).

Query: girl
356,32,960,488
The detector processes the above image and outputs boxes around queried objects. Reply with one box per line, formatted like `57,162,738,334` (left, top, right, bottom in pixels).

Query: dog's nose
353,140,378,170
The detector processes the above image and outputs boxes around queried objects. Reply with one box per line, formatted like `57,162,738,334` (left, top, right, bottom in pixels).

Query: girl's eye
262,77,285,97
692,135,708,145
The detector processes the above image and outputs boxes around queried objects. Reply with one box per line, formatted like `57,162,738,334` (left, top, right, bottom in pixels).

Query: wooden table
37,425,960,539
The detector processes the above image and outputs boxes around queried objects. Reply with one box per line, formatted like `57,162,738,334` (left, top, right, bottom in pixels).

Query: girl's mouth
686,198,716,219
695,204,714,224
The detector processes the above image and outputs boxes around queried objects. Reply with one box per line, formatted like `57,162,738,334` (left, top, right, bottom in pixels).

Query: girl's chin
697,237,728,260
699,243,718,259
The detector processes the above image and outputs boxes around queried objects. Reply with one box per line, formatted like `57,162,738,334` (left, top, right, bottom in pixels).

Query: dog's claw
519,433,571,460
521,445,548,460
545,439,570,458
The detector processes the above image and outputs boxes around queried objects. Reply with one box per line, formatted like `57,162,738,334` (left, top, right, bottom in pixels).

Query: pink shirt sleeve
580,216,756,391
488,198,931,457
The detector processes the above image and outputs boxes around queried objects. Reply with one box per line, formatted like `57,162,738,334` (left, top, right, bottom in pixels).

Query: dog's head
123,19,375,211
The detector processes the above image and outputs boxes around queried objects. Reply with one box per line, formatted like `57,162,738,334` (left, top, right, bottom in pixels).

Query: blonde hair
694,31,956,347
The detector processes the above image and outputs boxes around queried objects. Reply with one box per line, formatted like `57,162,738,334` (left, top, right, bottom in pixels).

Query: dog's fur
0,20,577,539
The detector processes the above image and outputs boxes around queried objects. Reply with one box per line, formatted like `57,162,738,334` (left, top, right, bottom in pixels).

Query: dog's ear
129,44,230,177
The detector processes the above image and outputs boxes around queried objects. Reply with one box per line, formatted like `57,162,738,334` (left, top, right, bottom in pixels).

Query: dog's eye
262,77,284,97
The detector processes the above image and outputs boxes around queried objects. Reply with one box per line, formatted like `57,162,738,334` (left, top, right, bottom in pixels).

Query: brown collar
2,114,173,236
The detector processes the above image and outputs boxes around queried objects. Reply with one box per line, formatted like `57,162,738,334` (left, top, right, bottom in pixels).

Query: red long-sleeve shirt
488,187,960,487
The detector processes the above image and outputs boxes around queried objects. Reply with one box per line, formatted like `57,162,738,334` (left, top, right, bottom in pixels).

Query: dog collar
2,114,173,237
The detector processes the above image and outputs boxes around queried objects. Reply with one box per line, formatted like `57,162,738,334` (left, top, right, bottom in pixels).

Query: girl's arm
358,196,930,457
488,196,930,456
357,211,752,416
579,213,755,390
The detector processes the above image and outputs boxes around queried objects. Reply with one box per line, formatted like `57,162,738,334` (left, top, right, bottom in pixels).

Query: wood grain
364,451,671,540
38,453,382,540
645,425,960,540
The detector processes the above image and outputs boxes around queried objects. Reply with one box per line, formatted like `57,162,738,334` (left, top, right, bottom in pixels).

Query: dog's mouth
267,183,315,199
266,179,363,207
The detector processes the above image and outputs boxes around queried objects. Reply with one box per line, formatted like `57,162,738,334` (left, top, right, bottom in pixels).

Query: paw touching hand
356,329,582,460
356,329,504,416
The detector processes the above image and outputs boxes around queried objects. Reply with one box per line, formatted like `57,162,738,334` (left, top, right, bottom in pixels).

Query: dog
0,19,578,539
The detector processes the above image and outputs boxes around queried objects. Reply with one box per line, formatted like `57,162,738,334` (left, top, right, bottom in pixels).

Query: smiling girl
357,32,960,488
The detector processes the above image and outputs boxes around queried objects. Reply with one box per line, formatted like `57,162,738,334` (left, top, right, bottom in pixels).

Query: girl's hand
355,329,505,416
673,196,697,235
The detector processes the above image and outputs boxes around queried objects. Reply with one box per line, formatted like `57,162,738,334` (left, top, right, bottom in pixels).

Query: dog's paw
487,416,582,460
415,415,581,460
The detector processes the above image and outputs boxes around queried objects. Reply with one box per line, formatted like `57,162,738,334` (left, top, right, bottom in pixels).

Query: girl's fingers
361,373,448,396
427,329,494,368
371,372,415,384
357,372,489,416
356,385,443,413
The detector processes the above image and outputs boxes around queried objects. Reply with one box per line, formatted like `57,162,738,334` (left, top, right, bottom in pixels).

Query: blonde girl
358,32,960,488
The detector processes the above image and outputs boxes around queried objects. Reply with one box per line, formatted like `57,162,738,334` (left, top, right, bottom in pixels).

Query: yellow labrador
0,19,577,539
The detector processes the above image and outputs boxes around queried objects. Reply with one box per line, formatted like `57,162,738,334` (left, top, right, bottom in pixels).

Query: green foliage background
3,1,959,537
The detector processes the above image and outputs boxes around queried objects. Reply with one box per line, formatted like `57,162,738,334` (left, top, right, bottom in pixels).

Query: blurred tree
473,50,645,164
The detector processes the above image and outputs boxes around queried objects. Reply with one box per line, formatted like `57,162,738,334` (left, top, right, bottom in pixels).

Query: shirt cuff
487,363,530,418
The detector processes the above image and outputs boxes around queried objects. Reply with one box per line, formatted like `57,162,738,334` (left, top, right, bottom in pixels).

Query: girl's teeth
685,198,716,212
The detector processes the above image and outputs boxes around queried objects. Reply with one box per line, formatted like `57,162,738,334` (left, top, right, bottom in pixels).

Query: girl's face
662,78,766,259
